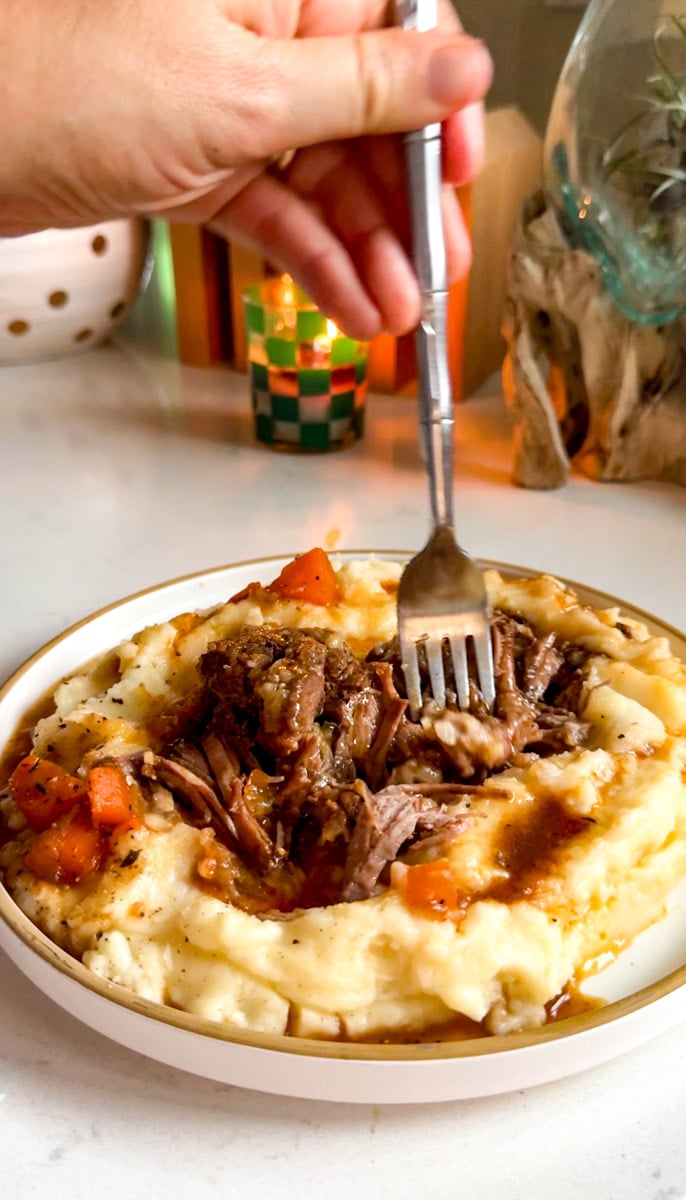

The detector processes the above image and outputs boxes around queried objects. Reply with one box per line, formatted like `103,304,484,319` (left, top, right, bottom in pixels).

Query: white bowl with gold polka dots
0,219,150,365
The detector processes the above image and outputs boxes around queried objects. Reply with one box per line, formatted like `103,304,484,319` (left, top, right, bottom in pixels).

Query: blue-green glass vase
544,0,686,324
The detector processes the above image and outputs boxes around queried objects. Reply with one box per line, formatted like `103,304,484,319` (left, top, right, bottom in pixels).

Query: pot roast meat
521,632,564,700
368,613,590,781
341,782,424,901
341,783,472,902
422,710,516,778
169,739,216,789
491,616,539,754
363,663,408,791
202,731,281,872
201,627,328,757
321,635,396,772
141,752,233,836
326,688,382,778
321,633,376,695
202,625,395,782
146,687,209,748
127,607,594,911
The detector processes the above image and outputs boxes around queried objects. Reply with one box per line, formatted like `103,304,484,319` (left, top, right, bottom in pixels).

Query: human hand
0,0,491,337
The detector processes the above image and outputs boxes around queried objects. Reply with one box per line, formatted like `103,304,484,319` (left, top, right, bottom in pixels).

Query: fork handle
394,0,454,530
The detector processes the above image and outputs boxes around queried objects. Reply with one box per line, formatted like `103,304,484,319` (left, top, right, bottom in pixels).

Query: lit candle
242,276,368,451
277,274,297,331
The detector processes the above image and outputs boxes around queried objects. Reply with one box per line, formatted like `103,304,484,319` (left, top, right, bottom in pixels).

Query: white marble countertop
1,336,686,1200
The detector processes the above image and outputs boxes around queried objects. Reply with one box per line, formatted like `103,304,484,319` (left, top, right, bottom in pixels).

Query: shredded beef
131,608,592,912
341,782,424,901
202,731,281,871
141,752,221,829
340,783,472,901
201,627,328,757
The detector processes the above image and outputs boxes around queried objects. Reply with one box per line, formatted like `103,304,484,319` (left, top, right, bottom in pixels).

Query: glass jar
544,0,686,323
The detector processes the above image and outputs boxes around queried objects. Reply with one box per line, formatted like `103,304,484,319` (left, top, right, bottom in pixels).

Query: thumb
250,28,492,157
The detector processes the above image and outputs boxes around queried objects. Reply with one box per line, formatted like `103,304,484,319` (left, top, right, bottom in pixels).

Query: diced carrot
9,754,88,832
24,811,105,885
87,764,139,829
228,582,260,603
398,859,461,921
266,547,340,607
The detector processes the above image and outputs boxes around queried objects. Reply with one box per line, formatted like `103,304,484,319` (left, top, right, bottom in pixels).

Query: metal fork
394,0,496,716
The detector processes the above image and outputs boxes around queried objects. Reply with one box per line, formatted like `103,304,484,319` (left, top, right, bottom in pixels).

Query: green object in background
243,278,368,450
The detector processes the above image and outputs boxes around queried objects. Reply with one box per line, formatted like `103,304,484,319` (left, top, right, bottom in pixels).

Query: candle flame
279,273,296,306
312,317,340,355
314,319,340,356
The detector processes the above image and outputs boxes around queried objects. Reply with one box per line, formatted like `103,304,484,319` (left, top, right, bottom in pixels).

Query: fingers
161,7,488,338
442,102,486,185
209,173,390,339
343,123,476,273
286,143,421,331
231,28,492,163
207,142,471,339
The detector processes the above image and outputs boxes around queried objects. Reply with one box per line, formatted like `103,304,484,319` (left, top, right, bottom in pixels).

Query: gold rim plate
1,551,685,1101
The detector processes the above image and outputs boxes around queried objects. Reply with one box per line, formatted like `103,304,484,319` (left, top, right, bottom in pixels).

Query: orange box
168,224,232,366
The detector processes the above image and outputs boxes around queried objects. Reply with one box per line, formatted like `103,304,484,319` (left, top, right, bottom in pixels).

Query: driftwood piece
501,192,686,488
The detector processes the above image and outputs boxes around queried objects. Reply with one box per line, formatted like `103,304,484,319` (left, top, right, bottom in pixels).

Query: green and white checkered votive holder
242,276,368,450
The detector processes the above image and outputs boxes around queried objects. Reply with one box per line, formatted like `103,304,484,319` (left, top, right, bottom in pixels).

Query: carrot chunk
9,754,87,832
24,812,105,885
88,765,139,829
398,859,461,921
266,547,340,606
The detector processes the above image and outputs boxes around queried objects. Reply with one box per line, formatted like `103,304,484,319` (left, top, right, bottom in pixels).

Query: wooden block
367,331,416,394
211,236,233,362
168,225,229,367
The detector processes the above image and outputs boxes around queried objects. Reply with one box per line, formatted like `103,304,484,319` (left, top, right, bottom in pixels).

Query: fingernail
428,39,492,106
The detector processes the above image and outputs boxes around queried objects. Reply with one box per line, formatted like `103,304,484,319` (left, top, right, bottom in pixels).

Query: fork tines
397,532,496,717
398,611,495,716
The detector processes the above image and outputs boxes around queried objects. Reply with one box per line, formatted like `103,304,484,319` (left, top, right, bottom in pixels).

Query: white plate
1,551,686,1105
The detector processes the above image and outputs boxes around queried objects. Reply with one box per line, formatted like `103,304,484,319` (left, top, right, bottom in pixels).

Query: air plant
600,13,686,213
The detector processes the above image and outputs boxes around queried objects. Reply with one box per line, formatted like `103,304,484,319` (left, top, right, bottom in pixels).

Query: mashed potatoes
2,554,686,1042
